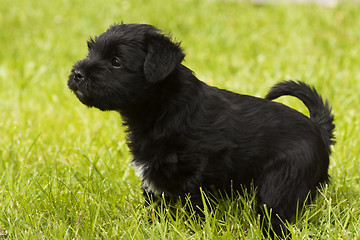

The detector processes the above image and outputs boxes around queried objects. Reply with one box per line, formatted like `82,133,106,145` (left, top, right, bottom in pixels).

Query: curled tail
266,80,335,153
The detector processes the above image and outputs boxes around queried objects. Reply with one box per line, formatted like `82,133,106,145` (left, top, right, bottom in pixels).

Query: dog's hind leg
255,161,311,239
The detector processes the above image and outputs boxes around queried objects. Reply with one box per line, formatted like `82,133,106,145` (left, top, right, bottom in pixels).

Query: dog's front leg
142,187,159,207
179,190,206,220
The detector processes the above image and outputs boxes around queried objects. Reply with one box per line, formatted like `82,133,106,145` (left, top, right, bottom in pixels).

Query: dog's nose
73,70,85,82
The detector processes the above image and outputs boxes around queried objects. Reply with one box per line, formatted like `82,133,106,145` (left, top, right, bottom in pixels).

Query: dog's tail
265,80,335,153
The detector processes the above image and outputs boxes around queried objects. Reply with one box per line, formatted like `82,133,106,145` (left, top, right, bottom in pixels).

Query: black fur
68,23,335,238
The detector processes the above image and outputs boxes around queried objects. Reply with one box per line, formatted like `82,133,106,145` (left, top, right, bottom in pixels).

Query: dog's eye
111,57,122,68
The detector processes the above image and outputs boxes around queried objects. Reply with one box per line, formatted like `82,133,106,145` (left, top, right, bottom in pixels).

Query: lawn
1,0,360,239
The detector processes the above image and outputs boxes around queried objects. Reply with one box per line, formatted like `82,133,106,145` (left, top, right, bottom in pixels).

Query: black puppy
68,23,335,237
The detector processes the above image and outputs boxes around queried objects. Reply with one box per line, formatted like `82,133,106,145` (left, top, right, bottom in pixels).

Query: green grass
1,0,360,239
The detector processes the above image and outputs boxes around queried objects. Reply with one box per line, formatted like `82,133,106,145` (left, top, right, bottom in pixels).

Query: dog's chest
131,161,166,195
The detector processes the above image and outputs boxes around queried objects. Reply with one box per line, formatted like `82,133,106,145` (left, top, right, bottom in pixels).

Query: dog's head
68,23,185,111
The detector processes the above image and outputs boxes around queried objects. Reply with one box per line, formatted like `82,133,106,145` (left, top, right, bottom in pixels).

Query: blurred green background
1,0,360,239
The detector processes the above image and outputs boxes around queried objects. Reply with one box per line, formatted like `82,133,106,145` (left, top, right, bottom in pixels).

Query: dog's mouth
74,89,88,105
75,90,84,98
73,88,92,107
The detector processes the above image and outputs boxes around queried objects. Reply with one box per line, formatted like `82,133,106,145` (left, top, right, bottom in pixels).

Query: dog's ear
144,32,185,83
